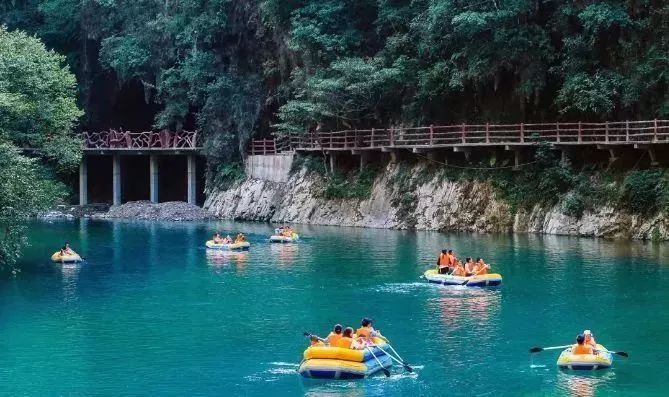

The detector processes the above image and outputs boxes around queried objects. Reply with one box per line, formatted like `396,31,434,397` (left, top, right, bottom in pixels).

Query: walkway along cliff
204,121,669,240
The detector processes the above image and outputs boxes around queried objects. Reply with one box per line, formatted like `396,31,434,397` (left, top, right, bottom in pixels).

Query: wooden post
461,123,466,144
485,123,490,144
390,128,395,146
344,130,348,149
556,123,560,143
578,121,582,143
330,132,333,149
273,138,277,154
371,128,375,147
654,119,658,142
520,123,525,143
263,139,267,155
429,125,434,145
605,121,609,143
626,120,630,142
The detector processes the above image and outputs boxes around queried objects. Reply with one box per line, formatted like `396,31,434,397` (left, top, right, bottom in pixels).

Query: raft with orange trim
51,252,82,263
423,269,502,287
298,338,392,379
205,240,250,250
557,344,613,370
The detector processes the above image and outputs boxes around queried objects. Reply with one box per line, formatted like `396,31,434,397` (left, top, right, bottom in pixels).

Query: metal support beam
150,155,159,203
112,154,121,206
359,152,368,171
187,154,197,205
513,150,521,171
329,153,336,173
79,157,88,205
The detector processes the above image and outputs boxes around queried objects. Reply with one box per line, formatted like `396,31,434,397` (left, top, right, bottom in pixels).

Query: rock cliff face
204,162,669,240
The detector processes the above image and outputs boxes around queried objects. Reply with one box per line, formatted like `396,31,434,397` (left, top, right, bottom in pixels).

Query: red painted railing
83,129,199,150
283,120,669,150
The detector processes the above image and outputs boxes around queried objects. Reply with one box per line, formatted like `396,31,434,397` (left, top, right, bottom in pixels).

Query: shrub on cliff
619,170,666,215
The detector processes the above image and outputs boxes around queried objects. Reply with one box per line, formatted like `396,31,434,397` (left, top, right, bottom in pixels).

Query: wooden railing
282,120,669,151
83,129,199,150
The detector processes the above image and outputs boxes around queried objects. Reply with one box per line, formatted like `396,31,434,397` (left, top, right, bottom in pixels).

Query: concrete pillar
329,153,336,173
79,157,88,205
112,154,121,206
390,151,398,163
648,148,658,167
150,155,159,203
187,154,197,205
513,150,521,171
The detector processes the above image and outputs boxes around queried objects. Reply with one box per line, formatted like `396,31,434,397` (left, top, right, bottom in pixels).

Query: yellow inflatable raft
423,269,502,287
51,252,82,263
205,240,250,250
269,233,299,243
298,338,392,379
557,344,613,370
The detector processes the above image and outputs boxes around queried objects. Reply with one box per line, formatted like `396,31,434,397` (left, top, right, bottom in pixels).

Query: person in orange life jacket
583,330,597,349
472,257,489,275
572,334,594,355
333,327,355,349
356,318,382,340
437,249,453,274
451,259,467,276
326,324,343,346
309,335,325,347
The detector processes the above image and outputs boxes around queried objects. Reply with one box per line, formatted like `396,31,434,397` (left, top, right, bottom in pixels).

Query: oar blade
529,347,543,353
615,351,629,358
404,364,413,373
383,369,391,377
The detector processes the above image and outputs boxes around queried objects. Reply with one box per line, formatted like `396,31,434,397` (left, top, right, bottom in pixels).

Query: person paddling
326,324,343,346
584,330,597,348
450,260,467,276
332,327,355,348
571,334,594,355
356,318,382,339
437,249,452,274
63,243,75,255
472,257,489,275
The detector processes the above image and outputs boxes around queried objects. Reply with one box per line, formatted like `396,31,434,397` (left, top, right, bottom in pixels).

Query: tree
0,26,80,275
0,25,83,170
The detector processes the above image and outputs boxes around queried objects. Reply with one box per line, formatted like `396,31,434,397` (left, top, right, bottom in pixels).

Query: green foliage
0,143,66,276
212,162,246,190
561,192,586,218
323,166,378,200
0,26,82,171
619,170,666,215
291,154,327,175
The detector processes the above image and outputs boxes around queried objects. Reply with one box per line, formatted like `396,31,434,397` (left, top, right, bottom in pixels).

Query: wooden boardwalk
83,129,200,153
250,120,669,155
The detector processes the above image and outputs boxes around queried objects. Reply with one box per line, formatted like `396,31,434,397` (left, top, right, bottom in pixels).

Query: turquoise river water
1,220,668,396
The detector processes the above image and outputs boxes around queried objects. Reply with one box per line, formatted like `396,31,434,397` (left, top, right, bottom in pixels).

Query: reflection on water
430,287,502,331
270,244,299,265
557,371,615,397
205,249,248,271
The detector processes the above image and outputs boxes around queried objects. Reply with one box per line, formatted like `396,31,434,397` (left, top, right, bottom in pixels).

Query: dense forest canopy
2,0,669,164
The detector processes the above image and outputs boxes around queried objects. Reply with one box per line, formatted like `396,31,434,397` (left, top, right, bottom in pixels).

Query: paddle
373,344,413,372
366,346,390,377
529,345,573,353
303,331,327,344
597,349,629,358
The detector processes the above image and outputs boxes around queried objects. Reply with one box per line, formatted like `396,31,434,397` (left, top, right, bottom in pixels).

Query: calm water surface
1,220,668,396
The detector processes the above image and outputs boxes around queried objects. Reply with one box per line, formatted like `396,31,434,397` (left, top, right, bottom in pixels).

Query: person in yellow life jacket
451,260,467,276
437,249,453,274
326,324,343,346
333,327,355,349
473,257,489,275
572,334,594,355
356,318,382,339
583,330,597,348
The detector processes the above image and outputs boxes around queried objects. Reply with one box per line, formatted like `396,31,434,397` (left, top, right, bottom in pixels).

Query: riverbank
204,156,669,240
40,201,213,222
